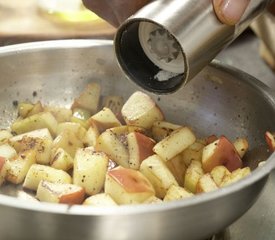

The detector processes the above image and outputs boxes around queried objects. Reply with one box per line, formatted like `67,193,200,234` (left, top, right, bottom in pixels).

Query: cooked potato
152,121,181,142
233,138,249,158
153,127,196,161
166,154,186,186
181,141,205,167
83,125,100,147
89,107,121,133
140,154,178,198
44,106,72,123
196,174,218,193
71,83,101,114
6,150,36,184
0,156,9,186
83,193,117,206
11,112,58,136
36,180,85,204
23,164,72,191
0,144,17,160
73,147,108,195
163,185,193,202
184,160,204,193
95,129,129,168
210,165,231,187
50,148,74,171
52,130,84,158
220,167,251,187
0,130,13,145
105,166,155,204
56,122,87,140
121,91,164,129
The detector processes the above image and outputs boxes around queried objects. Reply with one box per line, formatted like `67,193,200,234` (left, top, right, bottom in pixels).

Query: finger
213,0,251,25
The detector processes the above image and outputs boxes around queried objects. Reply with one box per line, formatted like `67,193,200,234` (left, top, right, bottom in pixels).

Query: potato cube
36,180,85,204
184,160,204,193
71,83,101,114
196,173,218,193
83,125,100,147
153,127,196,161
95,129,129,168
56,122,87,140
181,141,205,166
0,130,13,145
11,112,58,136
105,166,155,204
233,138,249,158
210,165,231,186
221,167,251,187
44,106,72,123
0,144,17,160
166,154,186,186
121,91,164,129
0,156,9,186
152,121,181,142
6,150,36,184
142,195,163,204
140,154,178,198
52,130,84,158
23,164,72,191
83,193,117,206
163,185,193,202
73,147,108,195
89,107,121,133
50,148,74,171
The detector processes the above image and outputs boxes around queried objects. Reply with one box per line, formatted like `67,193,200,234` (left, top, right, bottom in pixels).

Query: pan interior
0,40,273,198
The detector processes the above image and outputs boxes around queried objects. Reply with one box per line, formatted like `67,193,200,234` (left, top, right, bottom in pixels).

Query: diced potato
105,166,155,204
11,136,52,165
121,91,164,129
83,125,100,147
166,154,186,186
72,108,91,121
36,180,85,204
9,128,52,144
52,130,84,158
163,185,193,202
140,154,178,199
50,148,74,171
127,132,155,170
142,195,163,204
0,156,9,186
89,107,121,133
202,136,242,173
233,138,249,158
11,112,58,136
196,173,218,193
0,130,13,145
153,127,196,161
181,141,205,166
73,147,108,195
83,193,117,206
6,150,36,184
27,101,44,117
0,144,17,160
184,160,204,193
71,83,101,114
221,167,251,187
56,122,87,140
18,102,34,118
152,121,181,142
95,129,129,168
44,106,72,123
210,165,231,187
23,164,72,191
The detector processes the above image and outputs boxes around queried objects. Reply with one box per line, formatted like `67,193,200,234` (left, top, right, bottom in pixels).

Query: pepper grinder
114,0,273,94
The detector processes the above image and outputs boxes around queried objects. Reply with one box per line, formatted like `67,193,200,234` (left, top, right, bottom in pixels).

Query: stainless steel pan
0,40,274,240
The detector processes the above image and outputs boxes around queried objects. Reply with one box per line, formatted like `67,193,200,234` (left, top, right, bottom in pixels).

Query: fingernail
213,0,250,25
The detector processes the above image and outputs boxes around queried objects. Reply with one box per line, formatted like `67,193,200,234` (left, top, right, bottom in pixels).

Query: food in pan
0,82,256,206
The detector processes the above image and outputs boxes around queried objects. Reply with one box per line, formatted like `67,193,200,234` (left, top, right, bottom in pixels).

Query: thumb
213,0,250,25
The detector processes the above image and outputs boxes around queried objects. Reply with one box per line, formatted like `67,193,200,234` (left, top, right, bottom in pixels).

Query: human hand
213,0,251,25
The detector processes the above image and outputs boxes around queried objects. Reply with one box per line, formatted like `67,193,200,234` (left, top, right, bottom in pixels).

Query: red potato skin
265,131,275,152
59,188,86,205
203,136,242,173
133,132,155,163
108,167,153,193
0,157,5,171
206,135,218,145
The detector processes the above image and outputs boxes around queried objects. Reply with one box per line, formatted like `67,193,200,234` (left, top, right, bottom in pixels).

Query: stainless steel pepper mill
114,0,273,94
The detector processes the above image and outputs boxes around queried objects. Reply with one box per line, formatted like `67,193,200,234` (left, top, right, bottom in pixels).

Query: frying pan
0,40,274,240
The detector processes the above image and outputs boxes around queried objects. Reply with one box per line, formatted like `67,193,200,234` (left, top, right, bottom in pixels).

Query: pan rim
0,39,274,216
